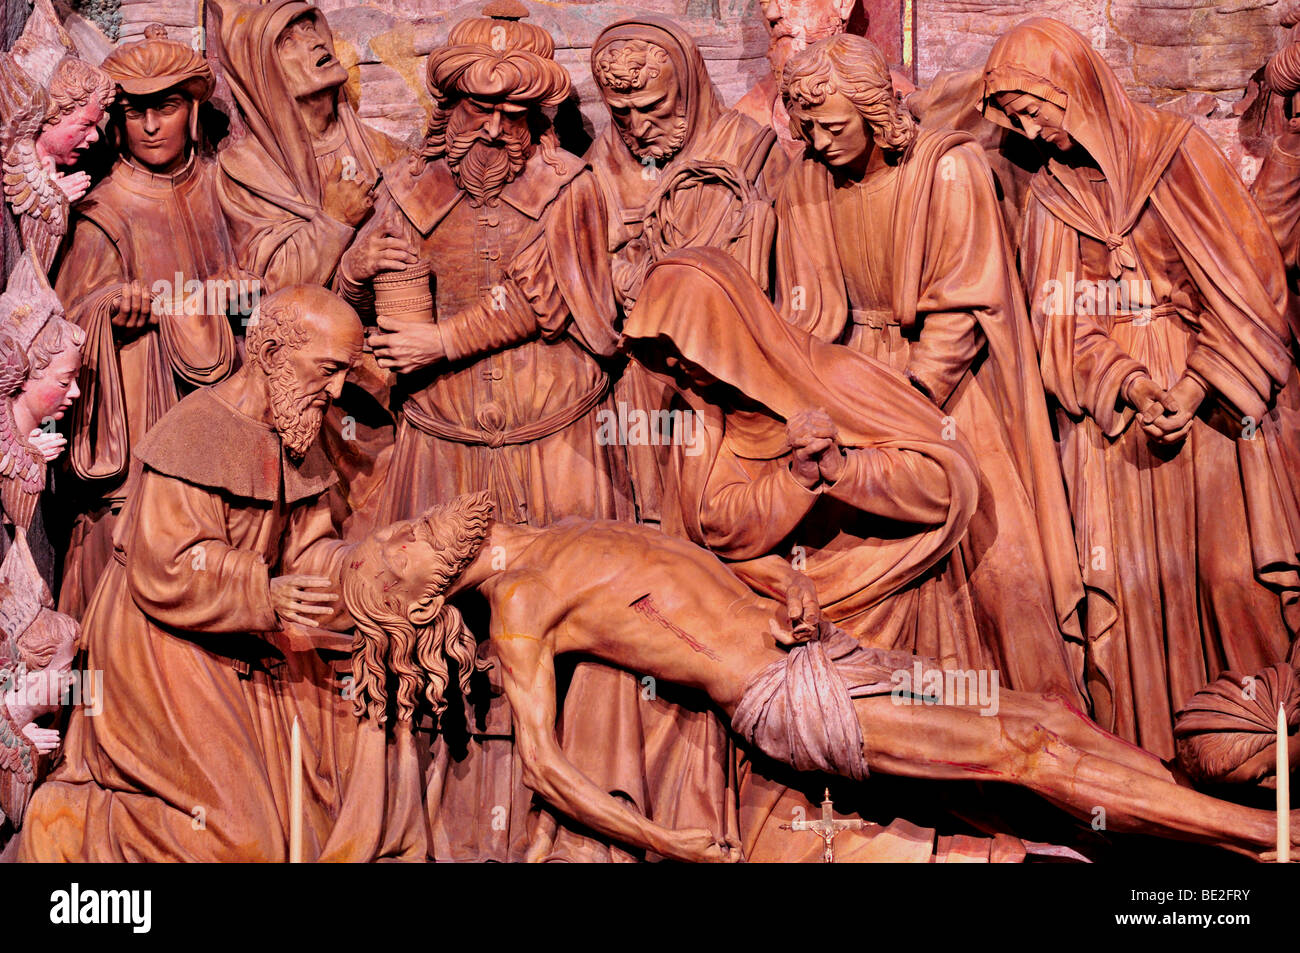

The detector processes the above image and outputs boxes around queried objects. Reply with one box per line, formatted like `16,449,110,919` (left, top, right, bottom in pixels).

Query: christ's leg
854,691,1288,858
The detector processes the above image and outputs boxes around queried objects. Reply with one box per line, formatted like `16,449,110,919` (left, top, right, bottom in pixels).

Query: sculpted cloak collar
133,386,336,504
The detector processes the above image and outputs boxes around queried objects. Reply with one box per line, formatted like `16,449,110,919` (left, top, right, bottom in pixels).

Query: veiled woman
625,248,1056,861
981,17,1300,758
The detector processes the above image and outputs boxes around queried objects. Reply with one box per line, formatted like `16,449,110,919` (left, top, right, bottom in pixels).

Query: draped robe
17,388,424,861
983,17,1300,757
775,128,1086,701
213,0,402,525
54,156,238,618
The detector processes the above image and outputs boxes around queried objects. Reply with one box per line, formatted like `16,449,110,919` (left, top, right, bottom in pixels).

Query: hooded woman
622,247,1038,861
981,17,1300,758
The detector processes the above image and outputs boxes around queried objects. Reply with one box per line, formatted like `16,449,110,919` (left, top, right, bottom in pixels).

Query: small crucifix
781,788,867,863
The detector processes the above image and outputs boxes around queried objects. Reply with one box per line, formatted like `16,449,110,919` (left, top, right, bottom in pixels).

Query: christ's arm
490,602,740,864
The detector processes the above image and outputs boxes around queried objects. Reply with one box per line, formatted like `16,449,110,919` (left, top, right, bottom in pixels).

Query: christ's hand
780,572,821,643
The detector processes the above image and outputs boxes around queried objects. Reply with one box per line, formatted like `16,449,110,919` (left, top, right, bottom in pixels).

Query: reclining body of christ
345,491,1298,864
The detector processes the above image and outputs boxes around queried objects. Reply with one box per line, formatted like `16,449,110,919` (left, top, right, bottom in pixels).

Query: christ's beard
622,112,689,162
446,127,531,202
266,362,326,461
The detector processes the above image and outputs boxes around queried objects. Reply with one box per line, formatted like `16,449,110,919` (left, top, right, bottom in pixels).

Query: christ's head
36,57,114,168
344,492,495,725
782,34,915,174
593,39,687,161
244,286,362,461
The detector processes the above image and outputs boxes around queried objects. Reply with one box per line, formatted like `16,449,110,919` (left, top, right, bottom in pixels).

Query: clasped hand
1126,373,1206,445
368,316,445,374
787,408,847,489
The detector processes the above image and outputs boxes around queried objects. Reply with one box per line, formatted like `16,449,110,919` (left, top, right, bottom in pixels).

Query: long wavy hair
345,491,495,727
781,34,917,152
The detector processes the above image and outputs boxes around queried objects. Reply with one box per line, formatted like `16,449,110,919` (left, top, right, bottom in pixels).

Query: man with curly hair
34,55,114,203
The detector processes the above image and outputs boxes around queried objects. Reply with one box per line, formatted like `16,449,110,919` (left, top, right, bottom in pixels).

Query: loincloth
731,626,940,781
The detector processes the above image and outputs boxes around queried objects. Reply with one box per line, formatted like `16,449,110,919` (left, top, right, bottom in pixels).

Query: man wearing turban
53,24,239,618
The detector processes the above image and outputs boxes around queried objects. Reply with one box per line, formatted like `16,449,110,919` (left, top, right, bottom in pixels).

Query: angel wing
0,53,68,271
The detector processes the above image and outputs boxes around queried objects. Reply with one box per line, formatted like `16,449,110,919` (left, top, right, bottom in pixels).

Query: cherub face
37,101,104,168
20,345,81,426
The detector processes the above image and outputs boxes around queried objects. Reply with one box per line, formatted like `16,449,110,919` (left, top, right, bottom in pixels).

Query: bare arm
492,621,740,863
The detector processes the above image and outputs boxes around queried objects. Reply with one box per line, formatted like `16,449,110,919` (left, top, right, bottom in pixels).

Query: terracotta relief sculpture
981,17,1300,758
55,25,239,618
213,0,402,521
342,474,1299,863
776,34,1086,701
0,252,83,852
734,0,856,158
19,286,424,862
348,1,635,863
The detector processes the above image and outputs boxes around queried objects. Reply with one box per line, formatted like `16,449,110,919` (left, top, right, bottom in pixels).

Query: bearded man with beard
341,3,635,863
18,286,427,862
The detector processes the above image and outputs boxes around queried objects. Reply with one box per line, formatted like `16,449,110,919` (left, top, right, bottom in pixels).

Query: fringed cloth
731,627,943,781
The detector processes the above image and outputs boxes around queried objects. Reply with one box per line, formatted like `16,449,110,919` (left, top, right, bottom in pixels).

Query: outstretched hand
270,574,336,627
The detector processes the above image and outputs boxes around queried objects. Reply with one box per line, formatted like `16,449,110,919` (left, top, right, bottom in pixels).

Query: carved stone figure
346,0,635,864
213,0,403,522
54,24,239,618
343,492,1300,863
777,34,1086,700
734,0,856,158
18,286,424,862
0,251,82,854
981,17,1300,758
0,53,112,272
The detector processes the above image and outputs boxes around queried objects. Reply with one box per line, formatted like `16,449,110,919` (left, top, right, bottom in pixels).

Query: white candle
1279,704,1290,865
290,716,303,864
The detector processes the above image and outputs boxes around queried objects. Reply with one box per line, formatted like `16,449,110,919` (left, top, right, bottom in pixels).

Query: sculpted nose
1019,116,1041,140
811,126,832,152
484,110,503,140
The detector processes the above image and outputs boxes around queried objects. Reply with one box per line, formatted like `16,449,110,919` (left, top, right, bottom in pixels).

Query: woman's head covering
979,17,1190,275
623,247,978,607
212,0,342,209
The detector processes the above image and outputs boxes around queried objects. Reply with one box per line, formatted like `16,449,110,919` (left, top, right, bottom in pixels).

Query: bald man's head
246,285,363,460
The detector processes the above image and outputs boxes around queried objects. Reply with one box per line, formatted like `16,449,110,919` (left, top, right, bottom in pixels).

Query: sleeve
55,220,132,482
823,446,955,525
903,143,995,408
275,493,354,631
1251,133,1300,272
432,173,623,363
1157,129,1295,420
698,450,820,560
124,469,278,634
217,170,355,290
